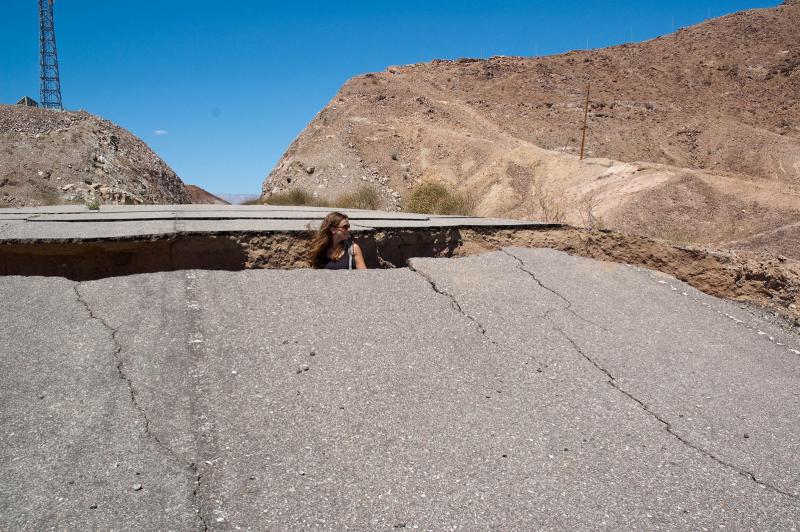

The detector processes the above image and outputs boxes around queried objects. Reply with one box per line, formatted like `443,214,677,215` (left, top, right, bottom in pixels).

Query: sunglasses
335,224,351,230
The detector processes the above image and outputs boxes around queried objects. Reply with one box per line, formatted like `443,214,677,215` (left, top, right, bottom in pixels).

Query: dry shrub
532,178,566,223
577,193,604,230
263,186,381,210
406,182,475,215
265,189,330,207
262,185,381,210
332,186,381,210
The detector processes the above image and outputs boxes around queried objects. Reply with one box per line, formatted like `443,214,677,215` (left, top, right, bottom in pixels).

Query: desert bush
263,186,381,210
406,182,475,215
532,178,566,223
332,186,381,210
577,193,604,230
265,189,330,207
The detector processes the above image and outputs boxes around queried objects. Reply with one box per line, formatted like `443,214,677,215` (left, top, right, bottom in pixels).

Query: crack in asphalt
408,263,543,371
72,281,209,530
502,249,607,332
504,249,799,500
407,263,493,340
72,282,161,445
412,253,798,502
190,463,209,531
554,325,800,501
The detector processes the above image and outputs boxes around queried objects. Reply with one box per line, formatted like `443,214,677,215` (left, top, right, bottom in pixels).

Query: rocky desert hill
264,0,800,258
0,105,192,207
185,185,230,205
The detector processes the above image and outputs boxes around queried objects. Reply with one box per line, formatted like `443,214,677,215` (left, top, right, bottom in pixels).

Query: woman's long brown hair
307,212,349,268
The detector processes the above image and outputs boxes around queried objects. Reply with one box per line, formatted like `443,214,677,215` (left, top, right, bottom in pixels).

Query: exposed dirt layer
2,226,798,325
263,1,800,259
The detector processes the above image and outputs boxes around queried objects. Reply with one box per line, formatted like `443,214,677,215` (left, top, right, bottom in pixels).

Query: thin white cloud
154,129,169,136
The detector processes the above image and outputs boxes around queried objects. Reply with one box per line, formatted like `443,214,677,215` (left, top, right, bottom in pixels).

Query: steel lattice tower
39,0,63,110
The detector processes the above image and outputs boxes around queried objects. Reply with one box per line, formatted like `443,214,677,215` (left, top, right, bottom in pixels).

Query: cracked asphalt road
1,248,799,529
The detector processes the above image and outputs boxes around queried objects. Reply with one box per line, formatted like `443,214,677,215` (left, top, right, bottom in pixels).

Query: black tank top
324,242,353,270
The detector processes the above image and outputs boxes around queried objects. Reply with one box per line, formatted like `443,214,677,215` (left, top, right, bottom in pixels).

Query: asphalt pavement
1,248,798,529
0,205,549,242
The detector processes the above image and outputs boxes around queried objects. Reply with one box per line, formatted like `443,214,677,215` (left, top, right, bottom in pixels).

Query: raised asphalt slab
1,248,798,529
0,205,549,242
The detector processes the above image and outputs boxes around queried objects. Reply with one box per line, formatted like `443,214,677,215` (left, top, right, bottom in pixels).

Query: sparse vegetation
577,193,604,230
532,178,566,223
263,186,382,210
265,189,328,207
332,186,381,210
406,182,475,215
86,197,100,210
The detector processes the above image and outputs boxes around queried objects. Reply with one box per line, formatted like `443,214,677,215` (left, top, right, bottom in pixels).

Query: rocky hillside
264,0,800,258
185,185,229,205
0,105,191,207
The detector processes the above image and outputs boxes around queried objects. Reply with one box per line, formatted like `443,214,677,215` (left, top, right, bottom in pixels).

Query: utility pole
39,0,63,110
579,81,590,160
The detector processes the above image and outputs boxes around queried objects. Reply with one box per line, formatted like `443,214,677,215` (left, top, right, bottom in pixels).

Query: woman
308,212,367,269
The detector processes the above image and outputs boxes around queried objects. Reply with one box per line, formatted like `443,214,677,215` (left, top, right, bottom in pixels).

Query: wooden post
579,81,591,160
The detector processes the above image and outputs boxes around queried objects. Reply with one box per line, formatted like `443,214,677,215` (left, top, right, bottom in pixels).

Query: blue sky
1,0,781,195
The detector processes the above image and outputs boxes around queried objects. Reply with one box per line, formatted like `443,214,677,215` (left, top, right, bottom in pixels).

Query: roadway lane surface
1,248,798,529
